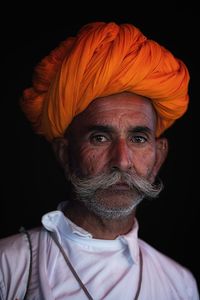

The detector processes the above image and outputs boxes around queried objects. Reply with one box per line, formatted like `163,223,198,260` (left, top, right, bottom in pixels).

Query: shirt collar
116,220,140,263
42,201,140,263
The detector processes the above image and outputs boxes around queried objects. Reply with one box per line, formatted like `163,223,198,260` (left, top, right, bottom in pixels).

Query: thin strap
134,248,143,299
48,230,143,300
19,227,33,300
48,230,94,300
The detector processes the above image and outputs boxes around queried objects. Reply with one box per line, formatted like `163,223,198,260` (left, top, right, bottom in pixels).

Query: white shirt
0,207,199,300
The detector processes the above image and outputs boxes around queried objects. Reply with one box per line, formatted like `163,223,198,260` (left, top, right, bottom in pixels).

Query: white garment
0,208,199,300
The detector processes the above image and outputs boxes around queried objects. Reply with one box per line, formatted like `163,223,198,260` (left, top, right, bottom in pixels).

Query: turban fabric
21,22,190,140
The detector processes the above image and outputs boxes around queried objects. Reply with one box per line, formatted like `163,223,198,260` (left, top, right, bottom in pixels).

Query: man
0,22,199,299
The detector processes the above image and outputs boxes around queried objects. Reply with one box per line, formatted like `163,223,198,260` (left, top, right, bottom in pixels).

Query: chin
95,189,140,209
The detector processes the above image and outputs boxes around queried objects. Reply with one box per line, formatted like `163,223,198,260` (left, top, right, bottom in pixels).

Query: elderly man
0,22,199,299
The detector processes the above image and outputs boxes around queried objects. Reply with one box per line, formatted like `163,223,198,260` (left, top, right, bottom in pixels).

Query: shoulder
0,227,41,253
138,239,199,299
139,238,194,278
0,227,42,267
0,227,41,299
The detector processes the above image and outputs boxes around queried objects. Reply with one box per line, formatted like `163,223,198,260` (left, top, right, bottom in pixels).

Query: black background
1,1,199,290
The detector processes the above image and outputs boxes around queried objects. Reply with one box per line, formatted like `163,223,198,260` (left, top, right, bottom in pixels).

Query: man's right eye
90,134,108,144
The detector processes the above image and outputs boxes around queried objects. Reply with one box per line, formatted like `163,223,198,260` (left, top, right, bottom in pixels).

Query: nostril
111,166,120,172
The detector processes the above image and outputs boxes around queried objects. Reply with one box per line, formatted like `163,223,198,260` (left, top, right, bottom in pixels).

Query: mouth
109,183,130,191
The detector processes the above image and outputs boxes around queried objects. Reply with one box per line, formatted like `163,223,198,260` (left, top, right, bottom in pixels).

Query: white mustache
69,169,163,199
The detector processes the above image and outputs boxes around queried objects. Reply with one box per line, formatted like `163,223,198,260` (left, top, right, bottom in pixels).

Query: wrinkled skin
53,92,168,239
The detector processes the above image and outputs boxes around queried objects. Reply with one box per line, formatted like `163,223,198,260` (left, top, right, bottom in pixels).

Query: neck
64,201,136,240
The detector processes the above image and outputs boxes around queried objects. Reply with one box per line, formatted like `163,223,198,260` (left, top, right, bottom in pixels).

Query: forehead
70,92,157,130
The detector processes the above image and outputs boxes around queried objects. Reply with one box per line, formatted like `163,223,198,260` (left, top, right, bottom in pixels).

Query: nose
109,139,132,171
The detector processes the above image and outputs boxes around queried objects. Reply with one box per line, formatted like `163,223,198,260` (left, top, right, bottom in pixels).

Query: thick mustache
69,170,163,199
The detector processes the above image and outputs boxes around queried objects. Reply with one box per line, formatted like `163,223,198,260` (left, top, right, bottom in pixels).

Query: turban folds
21,22,190,140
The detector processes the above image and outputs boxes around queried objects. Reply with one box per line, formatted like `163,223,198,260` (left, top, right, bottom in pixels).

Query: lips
109,183,130,191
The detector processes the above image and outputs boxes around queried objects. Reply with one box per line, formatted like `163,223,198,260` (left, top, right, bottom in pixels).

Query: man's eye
90,134,108,144
130,135,147,143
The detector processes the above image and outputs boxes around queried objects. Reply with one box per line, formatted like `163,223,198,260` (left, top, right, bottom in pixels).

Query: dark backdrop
1,2,199,290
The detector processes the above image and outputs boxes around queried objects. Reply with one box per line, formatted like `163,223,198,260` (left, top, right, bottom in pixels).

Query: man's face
68,92,158,179
62,92,166,218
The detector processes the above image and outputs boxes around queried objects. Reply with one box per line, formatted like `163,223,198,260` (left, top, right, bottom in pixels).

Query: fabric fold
20,22,190,140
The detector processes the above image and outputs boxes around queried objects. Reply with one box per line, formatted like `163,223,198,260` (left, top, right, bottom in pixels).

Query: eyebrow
86,125,115,133
129,126,152,134
86,125,152,134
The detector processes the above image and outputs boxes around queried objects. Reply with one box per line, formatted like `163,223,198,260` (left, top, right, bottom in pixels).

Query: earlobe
150,137,168,182
51,137,69,168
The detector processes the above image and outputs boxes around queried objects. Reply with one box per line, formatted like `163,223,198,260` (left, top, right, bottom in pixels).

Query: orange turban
21,22,190,140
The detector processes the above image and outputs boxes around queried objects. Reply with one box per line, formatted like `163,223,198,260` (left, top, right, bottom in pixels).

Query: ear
51,137,69,169
150,137,168,182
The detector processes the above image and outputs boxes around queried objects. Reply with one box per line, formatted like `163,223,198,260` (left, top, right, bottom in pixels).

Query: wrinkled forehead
66,92,157,134
88,92,156,114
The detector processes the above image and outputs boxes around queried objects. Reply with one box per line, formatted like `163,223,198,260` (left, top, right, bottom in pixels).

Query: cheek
133,149,156,177
74,146,108,176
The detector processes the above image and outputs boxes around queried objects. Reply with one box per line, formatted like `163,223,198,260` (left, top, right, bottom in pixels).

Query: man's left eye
130,135,147,143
